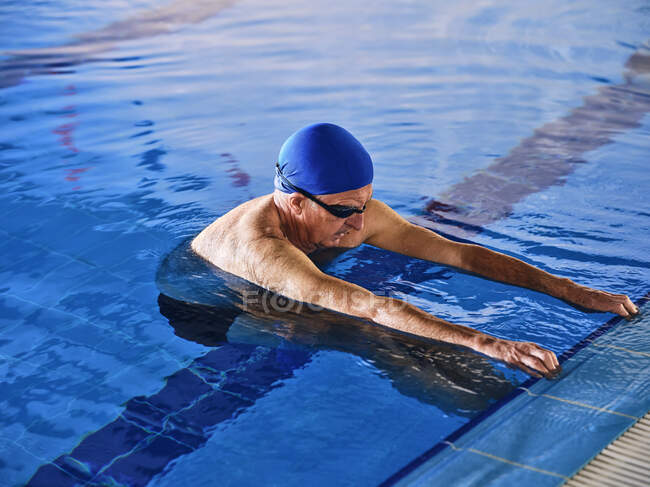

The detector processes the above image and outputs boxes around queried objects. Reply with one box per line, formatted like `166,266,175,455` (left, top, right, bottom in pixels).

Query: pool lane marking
419,41,650,240
443,441,569,480
516,387,640,420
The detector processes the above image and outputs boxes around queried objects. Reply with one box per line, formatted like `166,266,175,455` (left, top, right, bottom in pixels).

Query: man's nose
346,212,363,230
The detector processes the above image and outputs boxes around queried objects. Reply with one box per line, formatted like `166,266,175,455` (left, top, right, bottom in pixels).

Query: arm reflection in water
156,240,515,418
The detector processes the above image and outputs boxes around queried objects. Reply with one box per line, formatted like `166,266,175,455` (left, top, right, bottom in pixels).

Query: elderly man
192,123,638,378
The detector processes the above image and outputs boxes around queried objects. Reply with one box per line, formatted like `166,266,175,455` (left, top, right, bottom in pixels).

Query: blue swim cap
274,123,373,195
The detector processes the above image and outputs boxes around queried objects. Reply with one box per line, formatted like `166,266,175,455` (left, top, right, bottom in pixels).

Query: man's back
191,194,280,277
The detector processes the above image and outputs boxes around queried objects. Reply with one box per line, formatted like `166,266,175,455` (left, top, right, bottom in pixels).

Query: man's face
303,183,373,248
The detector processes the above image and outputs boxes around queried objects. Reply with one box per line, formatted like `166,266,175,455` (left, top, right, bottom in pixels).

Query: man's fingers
622,296,639,315
530,345,560,370
520,353,551,377
578,287,638,317
512,343,561,378
611,303,629,318
493,340,561,379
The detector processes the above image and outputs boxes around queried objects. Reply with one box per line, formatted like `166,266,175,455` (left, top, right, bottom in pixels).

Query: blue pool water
1,0,650,485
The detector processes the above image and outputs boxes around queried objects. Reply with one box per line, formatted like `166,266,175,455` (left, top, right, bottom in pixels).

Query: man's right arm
231,237,560,378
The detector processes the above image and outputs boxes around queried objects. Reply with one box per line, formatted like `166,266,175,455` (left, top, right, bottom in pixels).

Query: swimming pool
1,0,649,485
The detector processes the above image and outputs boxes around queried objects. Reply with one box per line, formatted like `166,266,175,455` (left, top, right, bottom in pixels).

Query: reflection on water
156,240,516,418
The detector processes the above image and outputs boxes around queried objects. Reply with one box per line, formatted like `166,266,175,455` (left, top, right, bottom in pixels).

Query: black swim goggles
275,163,367,219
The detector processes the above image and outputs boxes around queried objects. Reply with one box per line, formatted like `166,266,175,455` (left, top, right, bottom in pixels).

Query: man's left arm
364,200,639,318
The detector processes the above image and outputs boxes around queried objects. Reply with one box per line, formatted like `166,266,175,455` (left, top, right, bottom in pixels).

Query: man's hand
568,285,639,319
478,337,561,378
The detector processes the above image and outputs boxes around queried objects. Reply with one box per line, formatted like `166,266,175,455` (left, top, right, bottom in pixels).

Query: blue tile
1,202,108,259
0,437,45,487
53,456,94,484
533,347,650,419
458,394,633,478
159,421,205,450
108,253,163,284
0,297,79,358
26,463,84,487
0,234,49,269
122,399,167,433
78,230,169,270
54,274,159,331
0,249,74,300
193,344,257,375
97,435,193,487
588,304,650,355
218,380,261,401
19,259,99,307
66,417,149,474
170,389,252,435
225,347,309,391
402,448,563,487
145,368,213,413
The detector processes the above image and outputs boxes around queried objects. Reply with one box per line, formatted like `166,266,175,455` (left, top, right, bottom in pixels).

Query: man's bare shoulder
360,199,411,243
191,194,326,293
191,194,285,269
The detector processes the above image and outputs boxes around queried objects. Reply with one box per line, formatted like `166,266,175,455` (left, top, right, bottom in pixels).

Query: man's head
273,123,374,248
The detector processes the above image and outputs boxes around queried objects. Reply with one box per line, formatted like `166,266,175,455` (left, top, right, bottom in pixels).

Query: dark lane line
27,343,312,487
412,42,650,240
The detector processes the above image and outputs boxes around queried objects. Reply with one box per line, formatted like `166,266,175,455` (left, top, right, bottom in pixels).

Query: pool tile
453,394,634,478
0,437,46,487
0,249,73,299
170,389,253,434
67,416,149,474
193,344,257,377
588,307,650,355
76,350,181,404
97,435,193,487
26,463,84,487
19,259,99,308
78,230,169,271
0,297,80,358
225,347,310,391
54,276,158,333
532,347,650,419
53,455,94,483
526,303,650,419
159,421,205,450
218,380,261,400
1,205,111,268
122,399,167,433
124,282,162,310
108,252,163,284
0,235,49,269
401,447,562,487
145,368,213,413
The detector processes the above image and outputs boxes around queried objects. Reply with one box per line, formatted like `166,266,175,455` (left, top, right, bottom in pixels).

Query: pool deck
387,296,650,487
565,410,650,486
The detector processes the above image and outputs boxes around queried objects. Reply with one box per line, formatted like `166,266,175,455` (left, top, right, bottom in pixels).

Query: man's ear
288,194,305,215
